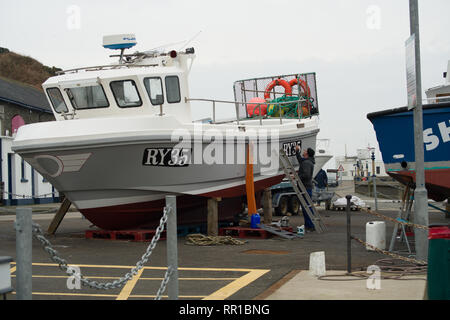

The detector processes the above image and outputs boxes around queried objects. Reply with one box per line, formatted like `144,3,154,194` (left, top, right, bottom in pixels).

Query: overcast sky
1,0,449,165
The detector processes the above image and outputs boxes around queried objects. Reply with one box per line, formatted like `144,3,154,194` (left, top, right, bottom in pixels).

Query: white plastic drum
365,221,386,251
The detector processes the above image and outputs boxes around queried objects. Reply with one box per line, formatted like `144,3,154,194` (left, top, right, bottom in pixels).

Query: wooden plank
47,198,72,235
258,224,299,240
207,198,219,236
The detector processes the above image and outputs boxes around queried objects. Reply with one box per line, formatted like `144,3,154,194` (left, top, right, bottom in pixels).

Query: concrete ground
263,270,427,300
0,181,447,300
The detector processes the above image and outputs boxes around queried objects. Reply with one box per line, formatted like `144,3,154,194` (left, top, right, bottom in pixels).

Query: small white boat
12,34,321,229
314,139,333,177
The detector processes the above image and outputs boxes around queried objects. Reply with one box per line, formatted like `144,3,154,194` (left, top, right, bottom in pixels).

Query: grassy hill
0,47,61,90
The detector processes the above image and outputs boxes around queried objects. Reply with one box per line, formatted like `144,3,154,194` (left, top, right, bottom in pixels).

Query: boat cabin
43,34,195,123
42,34,320,126
425,60,450,104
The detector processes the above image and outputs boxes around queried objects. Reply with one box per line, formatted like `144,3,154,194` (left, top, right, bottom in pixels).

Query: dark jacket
296,153,315,190
314,169,328,189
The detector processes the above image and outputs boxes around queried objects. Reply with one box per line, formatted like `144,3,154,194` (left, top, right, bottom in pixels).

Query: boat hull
14,119,318,229
386,167,450,202
367,103,450,201
79,175,281,230
314,154,332,177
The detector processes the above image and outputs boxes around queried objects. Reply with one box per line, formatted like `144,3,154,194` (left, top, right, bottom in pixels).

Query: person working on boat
314,169,328,190
295,145,316,232
313,168,328,206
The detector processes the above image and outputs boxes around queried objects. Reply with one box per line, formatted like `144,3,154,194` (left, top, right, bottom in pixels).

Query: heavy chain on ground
331,191,429,266
351,236,427,265
186,233,246,246
32,206,173,299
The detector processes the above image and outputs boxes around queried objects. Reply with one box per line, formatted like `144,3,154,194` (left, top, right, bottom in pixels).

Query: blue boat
367,62,450,202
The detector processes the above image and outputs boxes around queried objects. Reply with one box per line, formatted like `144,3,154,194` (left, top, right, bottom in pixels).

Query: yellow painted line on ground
140,277,239,281
11,262,269,300
11,274,238,281
176,267,257,272
11,275,120,280
25,262,257,273
11,291,118,298
129,294,207,299
203,269,270,300
28,262,137,269
116,268,144,300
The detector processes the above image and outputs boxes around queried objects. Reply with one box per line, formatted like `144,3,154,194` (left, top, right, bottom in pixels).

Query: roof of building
0,76,52,113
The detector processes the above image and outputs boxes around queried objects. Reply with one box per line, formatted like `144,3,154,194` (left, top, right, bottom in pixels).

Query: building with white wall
1,135,59,205
335,148,388,181
0,76,60,205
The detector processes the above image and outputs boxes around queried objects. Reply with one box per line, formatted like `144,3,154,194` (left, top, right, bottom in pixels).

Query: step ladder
278,148,326,233
389,184,413,253
257,224,302,240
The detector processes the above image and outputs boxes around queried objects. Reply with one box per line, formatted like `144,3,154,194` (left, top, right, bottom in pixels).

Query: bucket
250,213,260,229
366,221,386,251
309,251,326,277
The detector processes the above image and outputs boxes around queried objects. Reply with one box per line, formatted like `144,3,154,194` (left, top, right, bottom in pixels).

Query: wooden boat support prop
246,143,257,217
207,197,220,237
47,197,72,235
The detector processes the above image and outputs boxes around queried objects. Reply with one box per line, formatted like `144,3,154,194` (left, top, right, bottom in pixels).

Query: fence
13,195,179,300
233,73,319,121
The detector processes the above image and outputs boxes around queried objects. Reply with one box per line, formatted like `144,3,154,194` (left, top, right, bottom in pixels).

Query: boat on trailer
367,61,450,202
12,34,321,230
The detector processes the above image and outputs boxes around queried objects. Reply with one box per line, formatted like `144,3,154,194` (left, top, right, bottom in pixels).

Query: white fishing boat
314,139,333,177
12,34,321,229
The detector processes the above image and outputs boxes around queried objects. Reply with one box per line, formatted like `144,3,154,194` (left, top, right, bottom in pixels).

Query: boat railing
56,63,159,75
233,72,319,120
423,97,450,103
185,97,310,125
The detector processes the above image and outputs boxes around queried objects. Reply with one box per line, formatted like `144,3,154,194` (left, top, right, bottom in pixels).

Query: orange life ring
289,78,313,116
288,78,311,98
264,79,292,99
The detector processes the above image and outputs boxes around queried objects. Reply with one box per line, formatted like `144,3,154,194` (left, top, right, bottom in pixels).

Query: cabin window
110,80,142,108
143,77,164,105
46,88,68,113
165,76,181,103
65,85,109,109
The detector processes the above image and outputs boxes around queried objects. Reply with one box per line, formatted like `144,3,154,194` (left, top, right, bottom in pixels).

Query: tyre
275,196,289,216
289,196,300,215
